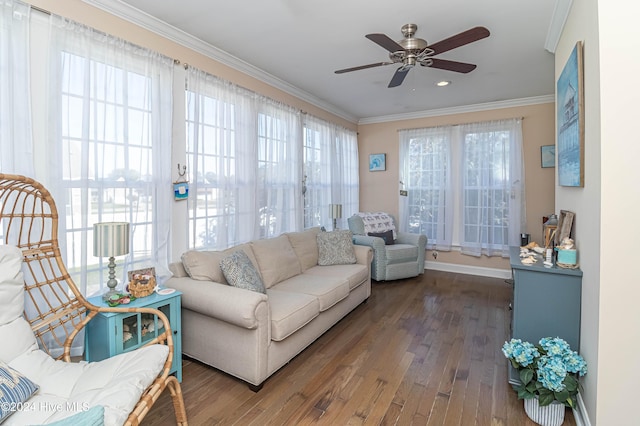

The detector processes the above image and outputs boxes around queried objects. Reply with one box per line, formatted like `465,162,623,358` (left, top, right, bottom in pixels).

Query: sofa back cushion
181,243,259,285
251,235,301,288
285,227,321,271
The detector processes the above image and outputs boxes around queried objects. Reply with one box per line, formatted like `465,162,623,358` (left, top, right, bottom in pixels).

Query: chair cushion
0,361,39,424
220,250,266,294
385,243,419,264
285,227,321,271
251,235,301,288
317,230,357,266
357,212,397,239
7,344,168,425
271,274,349,312
266,289,319,341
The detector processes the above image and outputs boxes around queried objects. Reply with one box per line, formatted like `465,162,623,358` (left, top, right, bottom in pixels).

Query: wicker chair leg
167,376,188,425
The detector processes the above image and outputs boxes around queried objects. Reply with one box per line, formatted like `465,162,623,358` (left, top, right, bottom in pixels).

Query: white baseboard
425,260,512,279
573,393,591,426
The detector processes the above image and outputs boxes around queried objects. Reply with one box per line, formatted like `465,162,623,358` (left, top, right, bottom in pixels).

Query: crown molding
358,94,555,125
82,0,358,124
544,0,573,53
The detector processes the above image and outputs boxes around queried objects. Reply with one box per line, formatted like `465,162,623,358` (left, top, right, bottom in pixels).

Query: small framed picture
541,145,555,168
173,182,189,200
369,153,386,172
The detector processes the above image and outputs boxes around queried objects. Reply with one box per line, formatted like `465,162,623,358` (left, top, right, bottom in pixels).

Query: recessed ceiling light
436,80,451,87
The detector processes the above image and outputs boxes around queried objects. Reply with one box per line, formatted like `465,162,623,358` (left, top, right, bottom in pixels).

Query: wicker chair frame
0,173,187,426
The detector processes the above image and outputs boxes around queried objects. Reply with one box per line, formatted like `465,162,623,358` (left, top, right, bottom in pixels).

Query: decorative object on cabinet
0,173,187,425
555,210,575,246
127,267,157,298
557,41,585,187
540,145,555,168
93,221,130,301
369,153,386,171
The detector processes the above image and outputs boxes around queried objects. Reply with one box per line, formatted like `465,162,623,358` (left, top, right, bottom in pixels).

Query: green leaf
520,368,534,385
555,389,569,403
539,393,555,406
566,396,576,409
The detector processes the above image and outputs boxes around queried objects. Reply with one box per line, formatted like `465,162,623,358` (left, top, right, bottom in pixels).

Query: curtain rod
396,116,524,132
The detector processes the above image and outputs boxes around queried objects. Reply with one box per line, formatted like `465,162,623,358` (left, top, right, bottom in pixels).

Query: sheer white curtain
458,118,524,257
186,68,258,249
45,15,174,295
331,125,359,229
399,127,453,250
0,0,33,175
256,99,303,237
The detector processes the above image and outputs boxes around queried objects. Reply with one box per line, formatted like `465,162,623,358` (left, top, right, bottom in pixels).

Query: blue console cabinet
508,247,582,384
85,291,183,382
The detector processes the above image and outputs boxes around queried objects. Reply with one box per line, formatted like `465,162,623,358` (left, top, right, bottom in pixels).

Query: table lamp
330,204,342,230
93,222,130,301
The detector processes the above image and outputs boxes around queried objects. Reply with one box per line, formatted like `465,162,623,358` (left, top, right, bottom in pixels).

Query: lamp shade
330,204,343,219
93,222,130,257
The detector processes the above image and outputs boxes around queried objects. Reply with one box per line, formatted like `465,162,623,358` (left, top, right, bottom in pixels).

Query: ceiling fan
335,24,490,88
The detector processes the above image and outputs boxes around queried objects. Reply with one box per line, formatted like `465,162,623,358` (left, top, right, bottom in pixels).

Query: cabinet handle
508,303,513,311
174,330,177,335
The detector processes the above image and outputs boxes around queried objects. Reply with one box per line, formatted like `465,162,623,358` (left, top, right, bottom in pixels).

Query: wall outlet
432,250,438,260
399,190,408,196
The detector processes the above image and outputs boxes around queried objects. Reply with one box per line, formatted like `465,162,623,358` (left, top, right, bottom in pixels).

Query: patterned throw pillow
317,230,357,266
219,250,266,294
357,212,397,239
0,361,39,423
368,230,395,245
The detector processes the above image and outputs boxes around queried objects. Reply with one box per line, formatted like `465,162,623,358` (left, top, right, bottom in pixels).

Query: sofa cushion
181,243,259,284
251,235,301,288
266,289,319,341
304,264,369,291
317,230,357,266
285,227,321,271
220,250,266,294
271,274,349,312
385,243,419,264
0,361,39,424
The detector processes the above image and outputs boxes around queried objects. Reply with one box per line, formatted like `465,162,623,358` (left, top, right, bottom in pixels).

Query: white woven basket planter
524,398,566,426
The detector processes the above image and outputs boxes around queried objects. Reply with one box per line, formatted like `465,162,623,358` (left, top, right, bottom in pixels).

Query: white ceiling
88,0,561,122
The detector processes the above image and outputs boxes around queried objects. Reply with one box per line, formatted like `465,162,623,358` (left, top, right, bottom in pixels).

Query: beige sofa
165,228,372,390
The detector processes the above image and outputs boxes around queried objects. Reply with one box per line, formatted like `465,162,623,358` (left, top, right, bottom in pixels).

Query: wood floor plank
143,270,577,426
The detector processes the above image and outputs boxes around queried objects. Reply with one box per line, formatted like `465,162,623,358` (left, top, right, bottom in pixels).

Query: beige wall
558,0,640,424
357,102,555,270
28,0,356,132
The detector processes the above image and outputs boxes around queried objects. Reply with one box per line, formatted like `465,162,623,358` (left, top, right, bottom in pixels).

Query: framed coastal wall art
369,153,386,171
556,41,585,187
541,145,555,168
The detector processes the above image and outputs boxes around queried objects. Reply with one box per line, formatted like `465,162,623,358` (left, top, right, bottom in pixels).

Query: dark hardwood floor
144,270,576,425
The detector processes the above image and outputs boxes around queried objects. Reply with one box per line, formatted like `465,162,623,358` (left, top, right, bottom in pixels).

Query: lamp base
102,287,120,302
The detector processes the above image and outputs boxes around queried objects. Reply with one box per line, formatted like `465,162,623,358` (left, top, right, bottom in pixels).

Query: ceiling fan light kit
335,24,490,88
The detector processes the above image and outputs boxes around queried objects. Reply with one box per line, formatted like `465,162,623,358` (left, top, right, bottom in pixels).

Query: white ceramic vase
524,397,566,426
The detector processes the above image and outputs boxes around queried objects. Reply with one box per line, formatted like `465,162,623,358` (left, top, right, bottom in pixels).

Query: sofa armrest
166,277,268,329
353,244,373,266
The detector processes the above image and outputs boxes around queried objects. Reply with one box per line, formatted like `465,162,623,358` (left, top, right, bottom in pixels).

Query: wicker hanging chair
0,173,187,426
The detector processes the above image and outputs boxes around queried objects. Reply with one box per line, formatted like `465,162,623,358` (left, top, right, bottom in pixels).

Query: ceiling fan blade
366,33,405,53
428,26,490,55
388,67,410,88
427,58,477,73
334,62,393,74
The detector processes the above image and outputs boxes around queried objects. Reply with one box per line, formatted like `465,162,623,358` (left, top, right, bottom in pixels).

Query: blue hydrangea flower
539,337,571,356
502,339,539,367
563,350,588,376
537,355,567,392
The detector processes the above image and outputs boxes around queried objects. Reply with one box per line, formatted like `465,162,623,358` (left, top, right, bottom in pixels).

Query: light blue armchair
347,214,427,281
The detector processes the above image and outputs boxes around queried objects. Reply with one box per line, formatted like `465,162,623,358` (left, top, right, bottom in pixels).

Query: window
399,119,524,257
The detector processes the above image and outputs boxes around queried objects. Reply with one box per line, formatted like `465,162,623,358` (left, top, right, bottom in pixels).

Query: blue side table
85,290,183,382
